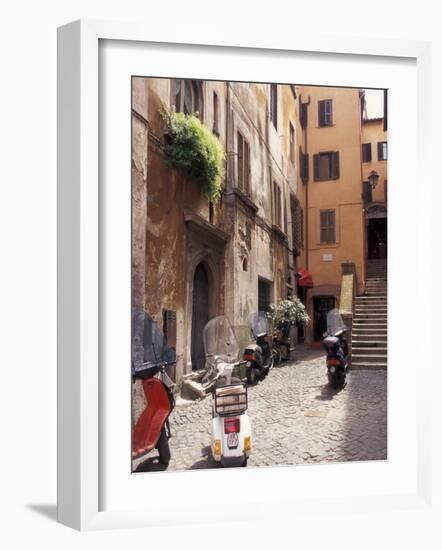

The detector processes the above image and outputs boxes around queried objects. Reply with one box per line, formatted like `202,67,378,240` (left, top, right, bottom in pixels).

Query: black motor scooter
322,308,349,389
243,311,274,385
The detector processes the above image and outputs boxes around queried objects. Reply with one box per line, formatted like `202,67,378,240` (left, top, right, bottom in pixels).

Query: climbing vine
160,104,225,202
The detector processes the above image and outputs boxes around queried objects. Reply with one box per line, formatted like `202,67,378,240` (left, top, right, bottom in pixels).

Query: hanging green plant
160,104,225,202
267,298,310,329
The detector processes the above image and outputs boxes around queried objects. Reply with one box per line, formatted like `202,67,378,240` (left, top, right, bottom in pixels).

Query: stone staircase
352,259,387,369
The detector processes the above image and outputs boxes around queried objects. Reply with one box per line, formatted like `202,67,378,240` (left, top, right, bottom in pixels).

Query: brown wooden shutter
329,210,336,242
377,142,383,160
332,151,340,179
318,101,325,126
245,140,250,194
237,132,243,189
327,100,333,125
320,210,327,243
313,154,320,181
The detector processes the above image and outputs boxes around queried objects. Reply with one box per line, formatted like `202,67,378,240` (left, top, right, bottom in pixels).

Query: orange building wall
296,86,366,340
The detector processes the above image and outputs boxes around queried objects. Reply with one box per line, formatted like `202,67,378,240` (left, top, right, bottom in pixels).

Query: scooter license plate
227,432,239,449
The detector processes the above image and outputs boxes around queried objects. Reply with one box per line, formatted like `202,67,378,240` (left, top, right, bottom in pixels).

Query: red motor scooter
132,360,176,466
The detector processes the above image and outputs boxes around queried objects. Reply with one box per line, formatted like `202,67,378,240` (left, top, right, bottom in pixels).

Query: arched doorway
191,263,209,370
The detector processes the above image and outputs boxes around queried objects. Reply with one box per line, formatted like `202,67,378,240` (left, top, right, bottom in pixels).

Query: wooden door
191,263,209,370
313,296,335,341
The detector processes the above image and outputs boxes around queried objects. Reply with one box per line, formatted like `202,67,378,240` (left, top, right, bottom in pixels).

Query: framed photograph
57,19,432,530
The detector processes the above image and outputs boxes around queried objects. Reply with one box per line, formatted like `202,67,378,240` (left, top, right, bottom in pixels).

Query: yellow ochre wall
296,86,366,339
362,118,388,204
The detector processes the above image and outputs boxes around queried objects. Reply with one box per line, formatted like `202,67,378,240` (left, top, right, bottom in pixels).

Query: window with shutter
318,99,333,127
237,131,250,193
377,141,388,160
331,151,340,179
320,209,336,244
270,84,278,130
289,122,295,163
299,96,308,129
213,91,219,135
314,151,340,181
362,143,372,162
299,147,309,183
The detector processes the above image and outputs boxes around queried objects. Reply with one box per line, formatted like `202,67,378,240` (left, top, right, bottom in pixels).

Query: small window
213,91,219,135
299,148,309,183
273,181,282,228
318,99,333,127
237,131,250,194
289,122,295,163
362,143,372,163
299,98,308,128
242,258,248,272
174,79,201,116
270,84,278,130
378,141,388,160
258,278,272,313
313,151,340,181
320,210,336,244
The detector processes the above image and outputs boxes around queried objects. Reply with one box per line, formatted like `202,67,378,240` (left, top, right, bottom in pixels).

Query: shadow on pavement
316,383,344,401
134,456,169,472
189,445,220,470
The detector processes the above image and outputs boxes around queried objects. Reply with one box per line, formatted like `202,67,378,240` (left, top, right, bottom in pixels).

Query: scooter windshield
326,308,347,336
203,316,239,363
250,311,270,339
142,315,176,366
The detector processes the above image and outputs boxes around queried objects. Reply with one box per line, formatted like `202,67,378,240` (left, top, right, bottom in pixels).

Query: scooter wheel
246,367,258,386
157,428,171,466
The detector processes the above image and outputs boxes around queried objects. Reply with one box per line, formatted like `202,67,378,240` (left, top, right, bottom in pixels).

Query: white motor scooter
203,316,252,467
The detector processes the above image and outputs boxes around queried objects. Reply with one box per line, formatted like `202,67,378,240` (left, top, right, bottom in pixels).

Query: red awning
297,269,314,288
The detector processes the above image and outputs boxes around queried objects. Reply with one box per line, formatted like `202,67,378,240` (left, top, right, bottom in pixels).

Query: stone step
352,353,388,362
353,322,388,328
355,306,388,312
352,340,387,347
352,346,387,355
351,361,387,370
353,332,388,337
353,329,387,340
353,316,388,322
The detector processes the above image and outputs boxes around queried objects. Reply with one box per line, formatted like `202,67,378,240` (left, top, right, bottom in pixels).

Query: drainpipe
303,96,311,271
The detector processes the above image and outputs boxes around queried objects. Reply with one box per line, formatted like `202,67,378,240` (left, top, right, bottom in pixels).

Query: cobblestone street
133,347,387,472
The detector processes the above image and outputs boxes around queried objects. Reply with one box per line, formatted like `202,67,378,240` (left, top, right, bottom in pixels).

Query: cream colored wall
362,119,388,203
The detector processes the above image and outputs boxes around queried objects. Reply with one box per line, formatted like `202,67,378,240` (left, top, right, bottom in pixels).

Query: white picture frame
57,19,433,531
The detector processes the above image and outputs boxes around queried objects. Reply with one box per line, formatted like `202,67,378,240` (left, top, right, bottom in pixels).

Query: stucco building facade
294,86,387,341
132,77,301,381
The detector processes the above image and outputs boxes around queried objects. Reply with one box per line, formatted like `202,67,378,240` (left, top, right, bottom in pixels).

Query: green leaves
160,104,225,202
267,298,310,329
